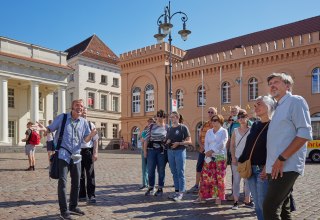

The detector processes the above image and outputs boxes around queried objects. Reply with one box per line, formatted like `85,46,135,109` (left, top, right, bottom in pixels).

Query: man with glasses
187,107,217,194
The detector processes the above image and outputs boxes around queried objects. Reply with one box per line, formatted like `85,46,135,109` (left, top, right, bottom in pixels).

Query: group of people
30,99,99,220
137,73,312,220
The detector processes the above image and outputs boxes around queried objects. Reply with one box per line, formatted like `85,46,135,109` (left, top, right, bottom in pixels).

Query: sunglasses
208,111,215,114
211,119,219,122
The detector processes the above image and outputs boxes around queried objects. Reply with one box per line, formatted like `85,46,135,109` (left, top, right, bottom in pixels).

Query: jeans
168,149,186,192
247,165,269,220
79,148,95,199
58,159,81,214
147,148,166,188
141,149,148,186
263,172,299,220
232,164,251,199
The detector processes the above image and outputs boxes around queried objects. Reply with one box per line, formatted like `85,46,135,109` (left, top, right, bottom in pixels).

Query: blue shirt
266,92,313,175
48,112,90,164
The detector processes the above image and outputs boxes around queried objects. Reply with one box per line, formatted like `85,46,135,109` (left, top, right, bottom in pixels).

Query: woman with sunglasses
238,96,276,220
230,110,253,210
193,114,228,205
166,111,191,202
144,109,168,196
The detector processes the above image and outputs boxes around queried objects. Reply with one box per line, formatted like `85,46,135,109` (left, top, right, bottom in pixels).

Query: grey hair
256,95,276,119
267,72,294,92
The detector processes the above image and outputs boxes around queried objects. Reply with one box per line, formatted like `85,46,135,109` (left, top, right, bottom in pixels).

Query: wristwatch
278,155,286,162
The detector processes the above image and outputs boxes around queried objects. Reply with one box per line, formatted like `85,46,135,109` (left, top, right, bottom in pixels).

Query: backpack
29,130,41,145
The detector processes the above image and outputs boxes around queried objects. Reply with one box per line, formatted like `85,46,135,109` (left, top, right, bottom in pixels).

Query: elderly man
187,107,217,193
264,73,312,219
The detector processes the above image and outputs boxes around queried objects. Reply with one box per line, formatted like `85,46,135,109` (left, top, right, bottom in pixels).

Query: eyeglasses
211,119,219,122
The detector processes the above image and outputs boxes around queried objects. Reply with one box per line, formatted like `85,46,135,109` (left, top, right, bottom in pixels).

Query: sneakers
192,197,206,204
60,212,72,220
154,188,163,196
244,201,255,208
173,193,183,202
187,185,199,194
87,197,96,204
168,192,178,200
139,185,148,190
145,188,155,196
69,207,85,216
232,201,239,210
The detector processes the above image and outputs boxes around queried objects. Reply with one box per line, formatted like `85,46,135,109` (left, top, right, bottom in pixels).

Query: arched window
197,85,206,106
145,84,154,112
312,67,320,94
195,122,203,147
221,81,231,103
132,87,141,113
176,89,184,109
248,77,258,101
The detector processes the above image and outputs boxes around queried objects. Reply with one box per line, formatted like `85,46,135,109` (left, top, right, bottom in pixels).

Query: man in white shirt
264,73,312,219
79,107,99,204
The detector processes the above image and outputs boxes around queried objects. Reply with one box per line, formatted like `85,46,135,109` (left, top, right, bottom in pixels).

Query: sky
1,0,320,56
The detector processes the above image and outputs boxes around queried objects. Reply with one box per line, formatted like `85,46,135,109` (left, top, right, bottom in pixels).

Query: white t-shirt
234,128,250,159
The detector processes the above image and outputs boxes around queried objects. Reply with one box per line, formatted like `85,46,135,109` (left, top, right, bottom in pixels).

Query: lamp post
154,1,191,114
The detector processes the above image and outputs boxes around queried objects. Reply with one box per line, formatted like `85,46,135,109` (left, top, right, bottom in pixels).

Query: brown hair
211,114,224,126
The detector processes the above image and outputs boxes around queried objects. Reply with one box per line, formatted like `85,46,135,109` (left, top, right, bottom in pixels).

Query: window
248,77,259,101
112,78,119,87
132,87,141,113
113,124,119,138
88,92,95,109
176,89,184,109
222,81,231,103
312,67,320,94
39,92,43,111
145,84,154,112
88,72,95,82
101,123,107,138
69,73,74,82
69,92,74,107
8,88,14,108
8,121,15,138
197,85,206,106
112,96,119,112
101,75,107,84
101,95,107,110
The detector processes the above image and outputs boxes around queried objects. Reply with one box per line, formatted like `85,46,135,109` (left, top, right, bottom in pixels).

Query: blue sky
1,0,319,55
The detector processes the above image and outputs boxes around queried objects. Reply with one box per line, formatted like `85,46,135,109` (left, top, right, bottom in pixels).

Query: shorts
25,144,35,155
196,152,205,172
46,140,55,151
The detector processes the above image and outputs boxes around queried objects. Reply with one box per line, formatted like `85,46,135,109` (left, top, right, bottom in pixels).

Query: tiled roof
65,35,119,65
183,15,320,61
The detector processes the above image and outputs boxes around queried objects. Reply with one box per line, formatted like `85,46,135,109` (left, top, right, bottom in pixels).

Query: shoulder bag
237,122,269,178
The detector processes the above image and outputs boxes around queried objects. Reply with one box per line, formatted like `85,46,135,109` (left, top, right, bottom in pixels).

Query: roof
183,15,320,61
65,35,119,65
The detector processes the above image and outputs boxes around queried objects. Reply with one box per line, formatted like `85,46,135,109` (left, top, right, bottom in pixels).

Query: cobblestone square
0,150,319,220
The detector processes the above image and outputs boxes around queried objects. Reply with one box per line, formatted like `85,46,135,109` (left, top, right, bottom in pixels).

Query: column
58,86,66,114
45,91,54,123
30,81,39,123
0,76,9,143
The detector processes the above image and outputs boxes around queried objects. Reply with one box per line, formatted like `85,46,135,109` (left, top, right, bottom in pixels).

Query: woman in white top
230,110,253,209
193,114,228,205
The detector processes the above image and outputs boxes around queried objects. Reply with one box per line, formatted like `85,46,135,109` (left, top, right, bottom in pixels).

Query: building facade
0,36,72,146
65,35,121,149
120,16,320,148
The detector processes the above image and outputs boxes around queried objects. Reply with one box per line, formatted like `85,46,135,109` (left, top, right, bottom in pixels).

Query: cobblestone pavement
0,150,319,220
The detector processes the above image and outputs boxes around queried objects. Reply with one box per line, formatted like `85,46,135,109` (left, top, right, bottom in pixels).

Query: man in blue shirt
264,73,312,219
36,99,97,220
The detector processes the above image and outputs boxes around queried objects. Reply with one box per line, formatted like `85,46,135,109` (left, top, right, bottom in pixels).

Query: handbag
49,114,68,179
237,122,269,178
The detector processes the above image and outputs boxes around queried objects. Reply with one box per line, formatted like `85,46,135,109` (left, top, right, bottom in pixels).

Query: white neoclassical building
0,36,72,146
65,35,121,149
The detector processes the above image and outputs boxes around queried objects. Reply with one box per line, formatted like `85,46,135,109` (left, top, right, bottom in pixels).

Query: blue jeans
147,148,166,188
247,165,269,220
141,149,148,186
168,149,186,192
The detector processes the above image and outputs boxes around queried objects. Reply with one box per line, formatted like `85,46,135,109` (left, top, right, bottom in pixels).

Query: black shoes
69,207,85,216
60,212,72,220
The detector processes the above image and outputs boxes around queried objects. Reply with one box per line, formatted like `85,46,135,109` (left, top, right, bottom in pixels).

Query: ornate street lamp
154,1,191,114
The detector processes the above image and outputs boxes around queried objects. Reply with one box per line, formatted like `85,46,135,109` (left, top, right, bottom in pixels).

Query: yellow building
119,16,320,149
